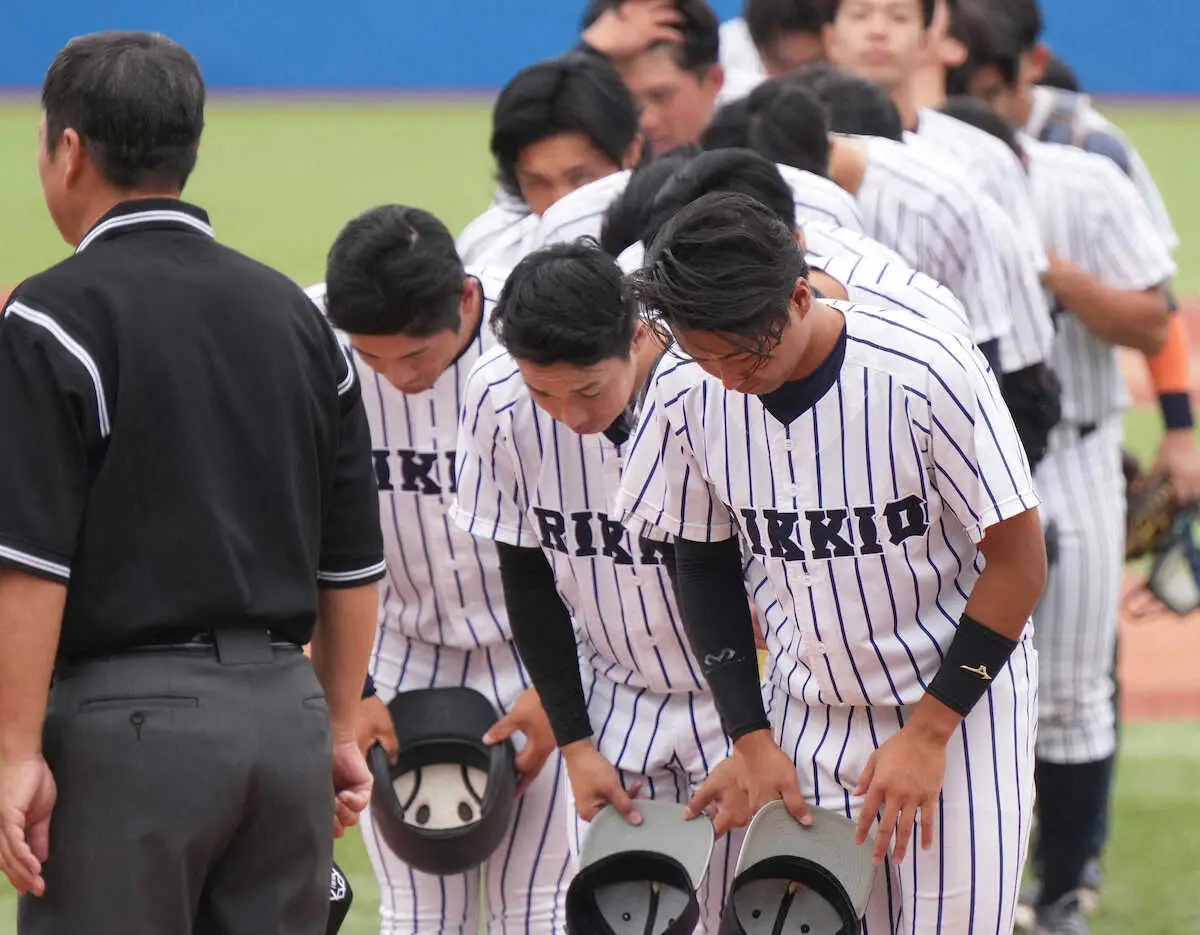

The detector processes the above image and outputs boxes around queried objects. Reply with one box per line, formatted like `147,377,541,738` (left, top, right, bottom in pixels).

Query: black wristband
362,674,377,700
1159,392,1194,431
926,613,1019,717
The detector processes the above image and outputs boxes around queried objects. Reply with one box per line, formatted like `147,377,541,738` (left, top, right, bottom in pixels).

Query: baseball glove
1125,469,1179,561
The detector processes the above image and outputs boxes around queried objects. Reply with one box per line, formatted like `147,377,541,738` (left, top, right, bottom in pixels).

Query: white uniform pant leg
1032,420,1125,764
364,639,572,935
773,641,1037,935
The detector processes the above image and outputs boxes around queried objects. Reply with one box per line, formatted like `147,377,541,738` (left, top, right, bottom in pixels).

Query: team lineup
0,2,1196,935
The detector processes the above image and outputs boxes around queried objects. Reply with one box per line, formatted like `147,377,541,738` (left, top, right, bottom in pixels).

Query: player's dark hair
938,97,1024,161
701,99,752,150
745,0,833,48
582,0,720,73
600,145,701,257
491,242,640,367
633,192,809,359
988,0,1042,51
491,53,640,204
741,78,831,175
829,0,936,28
41,31,205,191
945,1,1020,95
1039,52,1082,93
786,64,904,140
325,206,466,337
643,149,797,248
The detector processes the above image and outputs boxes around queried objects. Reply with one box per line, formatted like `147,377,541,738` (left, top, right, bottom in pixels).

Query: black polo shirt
0,199,385,659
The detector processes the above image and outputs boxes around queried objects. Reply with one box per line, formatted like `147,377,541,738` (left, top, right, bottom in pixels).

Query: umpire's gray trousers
18,639,334,935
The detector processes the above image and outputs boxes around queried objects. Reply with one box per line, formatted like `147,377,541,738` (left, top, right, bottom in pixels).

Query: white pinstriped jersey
811,252,971,339
774,165,866,233
306,268,513,651
616,301,1039,708
909,109,1048,274
801,220,906,265
1024,138,1177,424
857,136,1051,371
452,345,708,695
457,195,539,269
1027,86,1178,250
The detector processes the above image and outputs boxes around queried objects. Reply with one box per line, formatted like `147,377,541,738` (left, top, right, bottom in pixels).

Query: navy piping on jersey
757,323,848,425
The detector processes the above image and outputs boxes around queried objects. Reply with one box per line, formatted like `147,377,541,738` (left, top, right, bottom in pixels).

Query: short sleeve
450,363,539,548
0,299,97,582
1088,163,1177,292
316,319,386,588
923,337,1040,543
615,366,737,543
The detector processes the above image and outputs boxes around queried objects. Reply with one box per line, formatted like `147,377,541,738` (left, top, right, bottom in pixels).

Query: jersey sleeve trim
448,502,537,549
6,301,110,438
0,540,71,582
962,490,1040,544
317,558,387,587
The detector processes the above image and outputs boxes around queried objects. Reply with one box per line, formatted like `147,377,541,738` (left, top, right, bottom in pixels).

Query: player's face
516,132,623,217
672,288,814,396
825,0,927,91
619,48,723,154
965,66,1024,125
349,280,480,395
760,31,826,78
516,345,642,436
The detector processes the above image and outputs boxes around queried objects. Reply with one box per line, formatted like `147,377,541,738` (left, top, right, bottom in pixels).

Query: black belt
59,626,302,668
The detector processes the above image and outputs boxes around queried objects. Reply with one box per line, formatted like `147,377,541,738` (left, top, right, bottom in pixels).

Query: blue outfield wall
0,0,1195,95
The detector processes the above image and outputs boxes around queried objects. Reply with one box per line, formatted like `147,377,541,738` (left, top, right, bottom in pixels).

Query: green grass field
0,97,1198,933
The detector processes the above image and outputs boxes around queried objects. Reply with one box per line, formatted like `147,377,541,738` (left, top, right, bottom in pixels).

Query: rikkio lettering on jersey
531,508,674,567
373,448,458,496
739,494,930,562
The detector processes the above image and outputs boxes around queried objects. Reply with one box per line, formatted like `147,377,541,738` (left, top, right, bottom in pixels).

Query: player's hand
562,739,643,825
355,694,399,762
685,757,754,836
331,739,373,839
854,726,948,866
581,0,684,60
1153,428,1200,505
731,729,812,826
483,687,556,797
0,755,56,897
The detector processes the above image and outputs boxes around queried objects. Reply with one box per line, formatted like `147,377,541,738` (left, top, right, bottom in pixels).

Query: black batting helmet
368,687,518,876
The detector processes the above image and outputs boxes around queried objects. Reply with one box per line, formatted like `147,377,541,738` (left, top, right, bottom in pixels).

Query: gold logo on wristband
960,664,993,681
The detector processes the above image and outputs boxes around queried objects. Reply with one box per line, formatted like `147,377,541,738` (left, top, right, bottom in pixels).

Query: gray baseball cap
565,800,715,935
719,802,876,935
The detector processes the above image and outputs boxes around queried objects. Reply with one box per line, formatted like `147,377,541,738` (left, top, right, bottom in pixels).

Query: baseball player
452,242,752,935
457,52,642,269
617,190,1045,935
719,0,828,78
310,206,572,935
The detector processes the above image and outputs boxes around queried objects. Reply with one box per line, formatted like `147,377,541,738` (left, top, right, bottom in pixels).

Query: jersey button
782,440,794,452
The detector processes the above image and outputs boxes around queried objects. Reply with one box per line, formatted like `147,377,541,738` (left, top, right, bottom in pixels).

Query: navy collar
757,323,848,425
76,199,214,254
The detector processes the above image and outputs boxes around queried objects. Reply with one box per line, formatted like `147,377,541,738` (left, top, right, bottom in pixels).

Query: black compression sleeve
673,536,770,742
495,542,593,748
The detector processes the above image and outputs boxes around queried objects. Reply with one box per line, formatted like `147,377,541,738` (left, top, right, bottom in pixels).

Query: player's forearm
1049,259,1170,355
0,570,65,760
495,542,593,748
312,582,380,743
673,536,770,742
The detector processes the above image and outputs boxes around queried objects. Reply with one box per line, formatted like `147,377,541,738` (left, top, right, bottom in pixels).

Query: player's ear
60,127,87,189
1029,44,1050,84
703,64,725,96
792,277,813,317
459,275,481,327
623,134,647,171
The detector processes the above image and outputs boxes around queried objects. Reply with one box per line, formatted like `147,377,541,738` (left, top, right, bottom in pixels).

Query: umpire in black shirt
0,32,385,935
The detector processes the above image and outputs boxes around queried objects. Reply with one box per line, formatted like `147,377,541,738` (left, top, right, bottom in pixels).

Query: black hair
643,148,798,248
945,1,1020,95
830,0,936,28
600,144,701,257
785,64,904,141
938,97,1024,161
490,52,640,203
1039,52,1082,92
741,78,831,174
582,0,720,73
41,31,205,191
701,99,752,150
633,191,809,358
491,242,640,367
745,0,833,47
987,0,1042,51
325,206,465,337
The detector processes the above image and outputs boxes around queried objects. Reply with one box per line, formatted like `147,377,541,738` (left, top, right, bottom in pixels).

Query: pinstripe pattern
362,637,571,935
1025,138,1177,424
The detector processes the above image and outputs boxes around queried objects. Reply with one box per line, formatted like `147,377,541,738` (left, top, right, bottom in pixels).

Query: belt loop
213,627,274,666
